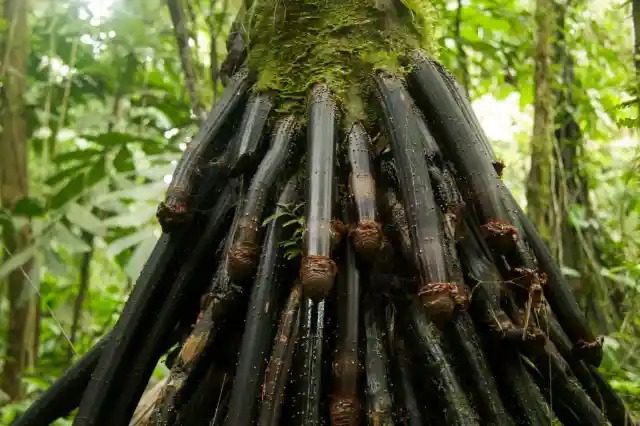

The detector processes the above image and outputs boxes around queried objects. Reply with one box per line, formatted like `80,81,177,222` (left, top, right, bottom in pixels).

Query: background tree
0,0,39,401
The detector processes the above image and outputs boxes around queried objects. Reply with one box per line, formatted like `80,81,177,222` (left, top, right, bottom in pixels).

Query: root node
300,255,337,301
482,220,518,253
418,282,469,322
228,242,260,282
350,219,383,260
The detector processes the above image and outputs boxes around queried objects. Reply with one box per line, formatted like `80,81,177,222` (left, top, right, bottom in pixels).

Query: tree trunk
526,0,556,244
633,0,640,127
552,0,614,332
0,0,39,401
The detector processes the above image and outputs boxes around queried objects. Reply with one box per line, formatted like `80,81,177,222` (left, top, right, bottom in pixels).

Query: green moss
244,0,436,119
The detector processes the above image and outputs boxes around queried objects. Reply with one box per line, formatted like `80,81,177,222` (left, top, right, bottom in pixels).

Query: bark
526,0,556,243
0,0,38,401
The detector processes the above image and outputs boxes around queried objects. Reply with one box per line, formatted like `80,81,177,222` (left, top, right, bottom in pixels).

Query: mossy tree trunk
551,1,615,332
526,0,556,244
0,0,39,401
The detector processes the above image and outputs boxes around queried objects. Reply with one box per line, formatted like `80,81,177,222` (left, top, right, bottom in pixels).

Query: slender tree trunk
0,0,39,401
633,0,640,126
526,0,556,244
167,0,205,120
454,0,469,94
551,1,613,332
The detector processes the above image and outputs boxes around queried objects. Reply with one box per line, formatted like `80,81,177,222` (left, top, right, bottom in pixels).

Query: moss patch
244,0,436,119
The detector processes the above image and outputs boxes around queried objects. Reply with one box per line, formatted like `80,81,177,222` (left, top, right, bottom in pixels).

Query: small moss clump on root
245,0,436,120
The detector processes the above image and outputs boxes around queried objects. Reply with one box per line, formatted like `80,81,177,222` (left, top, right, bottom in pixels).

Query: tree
0,0,39,401
527,0,555,243
13,1,634,425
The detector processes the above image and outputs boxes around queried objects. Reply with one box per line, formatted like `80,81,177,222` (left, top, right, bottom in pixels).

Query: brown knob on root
481,219,519,254
573,337,604,366
157,197,191,232
330,397,360,426
418,282,469,323
300,255,337,301
350,219,383,260
228,241,260,282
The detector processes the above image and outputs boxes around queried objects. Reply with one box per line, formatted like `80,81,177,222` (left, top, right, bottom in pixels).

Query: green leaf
113,146,134,172
126,235,158,280
50,174,85,209
86,157,107,187
0,244,37,280
52,224,91,253
107,226,155,257
54,149,102,164
13,197,46,217
45,163,87,186
82,131,163,148
66,203,106,236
